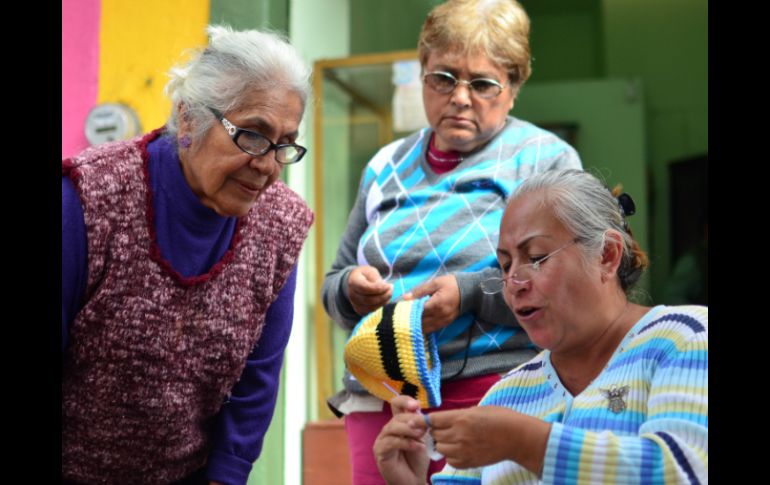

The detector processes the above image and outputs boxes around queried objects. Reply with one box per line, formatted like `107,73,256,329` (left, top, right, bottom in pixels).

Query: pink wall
62,0,100,158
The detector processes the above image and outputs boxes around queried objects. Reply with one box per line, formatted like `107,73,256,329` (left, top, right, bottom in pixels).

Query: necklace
427,133,464,164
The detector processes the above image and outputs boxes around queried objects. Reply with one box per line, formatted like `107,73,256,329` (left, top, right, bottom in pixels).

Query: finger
420,305,449,334
421,295,444,317
350,266,392,290
390,395,423,415
423,409,459,429
374,435,426,457
382,415,427,439
436,443,469,468
351,279,393,296
350,290,392,307
405,280,437,299
358,266,391,285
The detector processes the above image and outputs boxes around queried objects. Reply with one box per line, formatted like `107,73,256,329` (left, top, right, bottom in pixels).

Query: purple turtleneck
62,134,296,485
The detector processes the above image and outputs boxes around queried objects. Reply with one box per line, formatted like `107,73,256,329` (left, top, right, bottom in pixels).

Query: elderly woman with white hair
375,169,708,484
62,26,313,485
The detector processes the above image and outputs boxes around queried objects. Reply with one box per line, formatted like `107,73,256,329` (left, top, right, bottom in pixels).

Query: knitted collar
426,133,463,174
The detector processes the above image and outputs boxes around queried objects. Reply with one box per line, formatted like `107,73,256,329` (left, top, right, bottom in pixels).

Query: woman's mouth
515,306,542,322
236,181,263,196
444,116,473,126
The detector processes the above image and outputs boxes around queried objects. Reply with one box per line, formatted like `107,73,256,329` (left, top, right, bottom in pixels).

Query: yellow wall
98,0,210,131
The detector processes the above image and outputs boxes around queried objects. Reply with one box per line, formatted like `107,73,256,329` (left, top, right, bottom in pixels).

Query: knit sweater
432,305,709,485
322,116,582,386
62,131,313,484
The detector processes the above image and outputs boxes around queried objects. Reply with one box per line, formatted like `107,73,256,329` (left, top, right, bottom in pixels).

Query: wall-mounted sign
392,60,429,133
84,103,141,146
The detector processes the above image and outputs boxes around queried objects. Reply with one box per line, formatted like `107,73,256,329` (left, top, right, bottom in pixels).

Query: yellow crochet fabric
344,297,442,408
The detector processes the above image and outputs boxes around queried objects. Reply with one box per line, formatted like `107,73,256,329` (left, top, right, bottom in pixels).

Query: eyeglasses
422,71,508,99
209,108,307,165
480,239,578,294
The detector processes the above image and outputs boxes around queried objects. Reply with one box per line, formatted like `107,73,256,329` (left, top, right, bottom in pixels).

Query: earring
179,135,191,149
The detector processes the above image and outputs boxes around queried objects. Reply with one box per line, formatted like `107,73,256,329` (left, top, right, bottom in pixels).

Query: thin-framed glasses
480,239,579,294
422,71,508,99
208,108,307,165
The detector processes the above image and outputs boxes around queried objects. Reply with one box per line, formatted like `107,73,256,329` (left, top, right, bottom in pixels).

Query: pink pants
343,373,501,485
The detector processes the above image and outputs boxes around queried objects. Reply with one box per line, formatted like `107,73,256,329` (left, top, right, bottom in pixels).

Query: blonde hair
418,0,532,88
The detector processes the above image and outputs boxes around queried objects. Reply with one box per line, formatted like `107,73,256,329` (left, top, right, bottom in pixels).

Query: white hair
164,25,311,140
510,169,648,293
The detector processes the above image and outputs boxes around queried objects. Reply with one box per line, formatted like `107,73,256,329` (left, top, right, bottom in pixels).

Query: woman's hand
404,275,461,334
429,406,550,474
347,266,393,316
374,396,430,485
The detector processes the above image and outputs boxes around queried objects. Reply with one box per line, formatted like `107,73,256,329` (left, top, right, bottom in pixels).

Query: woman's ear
599,230,624,282
177,102,193,133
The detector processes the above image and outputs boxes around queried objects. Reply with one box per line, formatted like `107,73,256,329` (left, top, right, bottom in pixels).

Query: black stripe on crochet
401,382,418,399
638,313,706,335
376,304,406,382
655,432,702,485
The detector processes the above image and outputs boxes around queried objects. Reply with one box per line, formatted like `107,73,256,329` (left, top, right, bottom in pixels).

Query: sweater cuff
542,422,586,483
207,449,254,485
454,271,485,315
337,268,361,322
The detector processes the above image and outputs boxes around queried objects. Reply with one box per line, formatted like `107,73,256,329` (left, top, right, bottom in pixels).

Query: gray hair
510,169,648,292
164,25,311,140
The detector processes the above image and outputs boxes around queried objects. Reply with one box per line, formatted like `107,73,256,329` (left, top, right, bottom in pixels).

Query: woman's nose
450,83,472,107
248,151,278,173
505,275,530,297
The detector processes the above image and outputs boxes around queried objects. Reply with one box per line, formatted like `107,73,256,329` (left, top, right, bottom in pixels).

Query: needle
381,381,444,461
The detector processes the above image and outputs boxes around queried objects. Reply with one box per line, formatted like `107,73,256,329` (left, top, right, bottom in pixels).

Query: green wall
207,2,293,483
521,0,603,81
601,0,707,302
210,0,289,32
350,0,437,54
513,78,651,301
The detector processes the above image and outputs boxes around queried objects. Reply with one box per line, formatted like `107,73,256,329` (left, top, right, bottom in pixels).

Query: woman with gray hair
62,25,313,485
322,1,581,482
375,169,708,484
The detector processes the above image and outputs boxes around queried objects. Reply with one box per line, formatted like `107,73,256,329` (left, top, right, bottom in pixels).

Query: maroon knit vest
62,131,314,484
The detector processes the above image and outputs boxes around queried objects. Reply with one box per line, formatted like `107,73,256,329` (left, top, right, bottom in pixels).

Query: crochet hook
381,381,444,461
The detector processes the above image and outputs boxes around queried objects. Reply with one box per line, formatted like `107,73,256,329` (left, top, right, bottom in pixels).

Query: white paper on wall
392,60,429,133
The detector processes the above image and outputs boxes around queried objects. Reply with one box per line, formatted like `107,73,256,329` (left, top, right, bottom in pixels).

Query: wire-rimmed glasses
422,71,508,99
480,239,578,294
209,107,307,165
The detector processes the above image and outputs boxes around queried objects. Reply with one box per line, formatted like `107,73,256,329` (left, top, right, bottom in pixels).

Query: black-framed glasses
422,71,508,99
209,108,307,165
480,239,579,294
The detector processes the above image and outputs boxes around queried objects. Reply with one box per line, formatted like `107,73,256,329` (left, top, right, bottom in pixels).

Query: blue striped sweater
432,305,708,484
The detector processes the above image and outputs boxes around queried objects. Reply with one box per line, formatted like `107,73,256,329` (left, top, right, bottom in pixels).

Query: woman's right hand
347,265,393,315
374,396,430,485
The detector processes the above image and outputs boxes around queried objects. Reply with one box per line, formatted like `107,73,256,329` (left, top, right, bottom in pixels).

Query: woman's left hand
427,406,516,469
404,275,460,334
428,406,550,473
